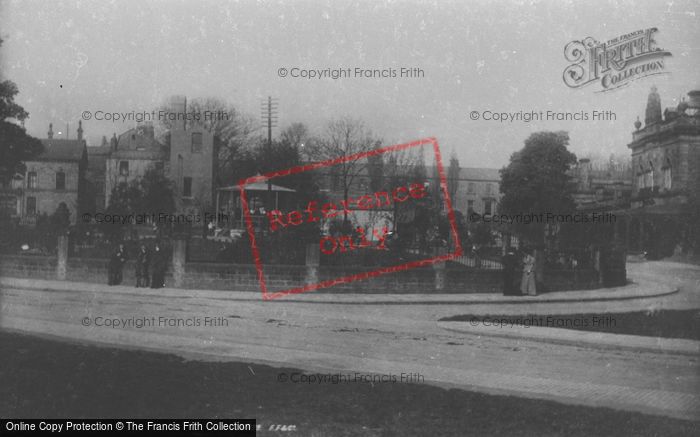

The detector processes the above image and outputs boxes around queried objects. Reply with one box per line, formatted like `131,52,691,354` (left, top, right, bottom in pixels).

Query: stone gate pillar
305,243,320,285
56,234,68,280
433,246,447,291
172,239,187,287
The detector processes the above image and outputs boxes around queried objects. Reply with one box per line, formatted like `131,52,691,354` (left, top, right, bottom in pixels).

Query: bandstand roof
217,182,295,193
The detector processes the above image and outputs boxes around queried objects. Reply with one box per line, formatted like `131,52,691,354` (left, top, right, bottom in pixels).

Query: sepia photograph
0,0,698,435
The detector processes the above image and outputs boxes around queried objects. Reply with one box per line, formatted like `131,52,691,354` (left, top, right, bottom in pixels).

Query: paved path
1,261,698,421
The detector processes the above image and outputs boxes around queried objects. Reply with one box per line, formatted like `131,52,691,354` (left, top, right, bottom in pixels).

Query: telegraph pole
260,96,279,211
260,96,278,147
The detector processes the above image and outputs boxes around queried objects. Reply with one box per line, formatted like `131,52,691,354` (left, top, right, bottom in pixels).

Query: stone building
103,96,215,216
104,123,168,207
620,87,700,257
570,158,632,212
167,96,215,215
449,167,501,216
19,122,88,225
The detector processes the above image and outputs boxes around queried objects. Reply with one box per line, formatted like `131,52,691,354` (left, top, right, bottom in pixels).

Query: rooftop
34,139,86,162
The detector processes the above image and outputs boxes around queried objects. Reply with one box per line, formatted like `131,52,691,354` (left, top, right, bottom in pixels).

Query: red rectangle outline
239,137,463,300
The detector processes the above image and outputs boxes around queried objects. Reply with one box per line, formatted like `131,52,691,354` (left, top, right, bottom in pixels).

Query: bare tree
306,117,379,224
280,122,309,150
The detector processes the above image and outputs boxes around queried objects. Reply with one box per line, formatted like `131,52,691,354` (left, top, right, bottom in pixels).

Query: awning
217,182,295,193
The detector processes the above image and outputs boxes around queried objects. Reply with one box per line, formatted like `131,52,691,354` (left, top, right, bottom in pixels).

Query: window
183,177,192,197
191,132,203,153
27,171,37,189
467,182,475,194
484,199,492,215
56,171,65,190
467,200,474,214
155,162,164,172
485,183,493,195
663,160,672,189
26,196,36,215
119,161,129,176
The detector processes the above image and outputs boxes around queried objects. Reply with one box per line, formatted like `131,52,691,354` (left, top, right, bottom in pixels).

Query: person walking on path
135,243,150,288
108,243,127,286
520,249,537,296
150,243,166,289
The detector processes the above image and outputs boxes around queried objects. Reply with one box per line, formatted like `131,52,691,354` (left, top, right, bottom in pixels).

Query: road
1,261,698,421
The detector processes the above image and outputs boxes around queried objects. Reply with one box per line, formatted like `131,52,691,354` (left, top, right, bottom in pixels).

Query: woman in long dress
520,251,537,296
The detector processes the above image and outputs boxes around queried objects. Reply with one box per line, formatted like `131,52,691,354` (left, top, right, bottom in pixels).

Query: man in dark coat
150,243,166,289
135,243,150,288
108,243,127,285
501,249,518,296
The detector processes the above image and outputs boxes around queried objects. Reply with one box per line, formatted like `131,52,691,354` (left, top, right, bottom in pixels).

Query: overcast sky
1,0,698,168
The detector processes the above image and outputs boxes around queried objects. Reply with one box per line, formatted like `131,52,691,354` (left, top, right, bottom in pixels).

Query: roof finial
644,85,662,126
77,120,84,141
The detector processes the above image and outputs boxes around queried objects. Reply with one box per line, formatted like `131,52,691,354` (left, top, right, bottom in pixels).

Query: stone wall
0,253,605,294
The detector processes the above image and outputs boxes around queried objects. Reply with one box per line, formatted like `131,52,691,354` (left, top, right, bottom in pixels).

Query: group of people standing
501,248,538,296
107,242,167,289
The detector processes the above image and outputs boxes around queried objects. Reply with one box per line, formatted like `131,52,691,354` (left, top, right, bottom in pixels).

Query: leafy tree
138,167,175,216
499,131,577,246
102,166,175,239
0,38,43,178
50,202,71,232
102,180,142,240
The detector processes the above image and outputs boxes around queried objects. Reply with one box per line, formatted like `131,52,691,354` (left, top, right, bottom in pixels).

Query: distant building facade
567,87,700,257
622,87,700,256
19,122,88,225
104,123,168,207
449,167,501,217
103,96,215,216
570,158,632,212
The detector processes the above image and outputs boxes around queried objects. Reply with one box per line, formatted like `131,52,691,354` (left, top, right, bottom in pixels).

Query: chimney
77,120,84,141
101,136,108,147
110,133,118,150
48,123,53,139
